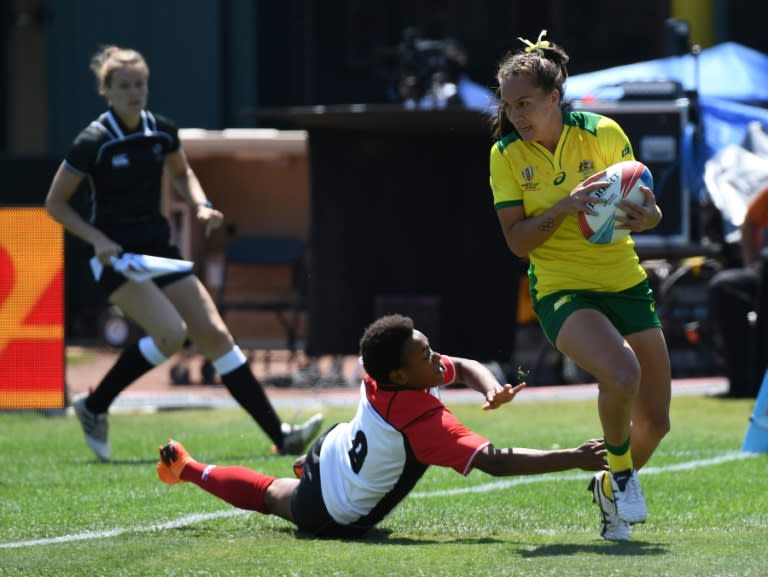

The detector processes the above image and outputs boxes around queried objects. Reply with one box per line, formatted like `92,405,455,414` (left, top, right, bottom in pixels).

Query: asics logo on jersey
111,153,130,168
553,171,566,185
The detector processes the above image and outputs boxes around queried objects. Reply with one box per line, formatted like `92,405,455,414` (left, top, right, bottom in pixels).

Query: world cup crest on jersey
522,166,534,182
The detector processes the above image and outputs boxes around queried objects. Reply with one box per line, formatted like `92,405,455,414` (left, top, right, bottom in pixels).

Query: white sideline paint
411,450,754,497
0,510,246,550
0,451,756,549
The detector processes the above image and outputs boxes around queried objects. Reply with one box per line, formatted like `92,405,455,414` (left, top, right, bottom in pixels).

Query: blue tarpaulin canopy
699,97,768,153
565,42,768,105
564,42,768,206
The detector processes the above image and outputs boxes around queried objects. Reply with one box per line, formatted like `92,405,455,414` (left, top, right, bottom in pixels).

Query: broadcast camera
396,28,467,108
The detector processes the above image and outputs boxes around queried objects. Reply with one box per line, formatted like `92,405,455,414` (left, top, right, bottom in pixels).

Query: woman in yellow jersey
488,31,671,542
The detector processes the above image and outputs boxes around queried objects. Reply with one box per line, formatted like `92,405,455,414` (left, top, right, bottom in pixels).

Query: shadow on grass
292,527,505,546
293,528,663,551
521,540,667,557
73,451,289,466
74,457,159,466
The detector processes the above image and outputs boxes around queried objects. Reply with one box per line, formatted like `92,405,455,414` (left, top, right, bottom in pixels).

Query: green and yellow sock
603,436,633,498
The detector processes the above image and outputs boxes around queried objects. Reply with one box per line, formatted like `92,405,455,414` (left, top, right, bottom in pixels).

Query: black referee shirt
64,109,181,245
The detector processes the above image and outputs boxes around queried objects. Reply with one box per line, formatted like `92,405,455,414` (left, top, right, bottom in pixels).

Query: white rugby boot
589,471,632,541
613,469,648,525
72,393,111,461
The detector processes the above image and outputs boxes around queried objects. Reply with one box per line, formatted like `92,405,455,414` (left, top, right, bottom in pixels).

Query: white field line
411,450,754,497
0,510,246,550
0,451,757,549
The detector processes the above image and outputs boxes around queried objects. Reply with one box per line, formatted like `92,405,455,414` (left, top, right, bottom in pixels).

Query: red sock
181,462,276,514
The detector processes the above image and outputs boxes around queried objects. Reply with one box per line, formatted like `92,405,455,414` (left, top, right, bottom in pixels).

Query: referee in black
46,45,322,461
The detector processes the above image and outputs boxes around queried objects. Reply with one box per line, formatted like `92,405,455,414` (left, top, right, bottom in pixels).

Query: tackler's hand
482,382,526,411
574,438,609,472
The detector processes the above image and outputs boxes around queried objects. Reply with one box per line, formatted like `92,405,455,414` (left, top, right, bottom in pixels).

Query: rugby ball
578,160,653,244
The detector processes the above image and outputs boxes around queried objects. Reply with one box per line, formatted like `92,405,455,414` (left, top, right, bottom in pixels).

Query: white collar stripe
90,120,114,139
140,110,151,136
103,111,125,140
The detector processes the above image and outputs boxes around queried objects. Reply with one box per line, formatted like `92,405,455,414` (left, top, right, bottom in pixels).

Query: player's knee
637,412,671,441
193,323,235,356
601,364,641,399
153,323,188,356
210,323,233,345
264,478,299,521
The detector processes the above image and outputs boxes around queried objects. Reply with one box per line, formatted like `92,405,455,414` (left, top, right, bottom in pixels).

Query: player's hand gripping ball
578,160,654,244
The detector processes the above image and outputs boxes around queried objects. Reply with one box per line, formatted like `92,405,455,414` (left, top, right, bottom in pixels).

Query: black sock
86,343,154,413
220,364,284,447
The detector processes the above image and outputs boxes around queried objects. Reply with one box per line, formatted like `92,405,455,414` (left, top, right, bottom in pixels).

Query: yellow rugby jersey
489,110,647,300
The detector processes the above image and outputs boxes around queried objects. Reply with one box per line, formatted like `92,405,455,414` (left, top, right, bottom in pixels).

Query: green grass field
0,395,765,577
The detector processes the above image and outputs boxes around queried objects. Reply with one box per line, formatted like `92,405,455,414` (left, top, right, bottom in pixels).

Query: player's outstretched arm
471,438,608,477
451,357,525,410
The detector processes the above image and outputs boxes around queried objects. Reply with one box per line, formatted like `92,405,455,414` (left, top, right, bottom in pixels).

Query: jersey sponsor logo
553,171,566,185
111,153,130,168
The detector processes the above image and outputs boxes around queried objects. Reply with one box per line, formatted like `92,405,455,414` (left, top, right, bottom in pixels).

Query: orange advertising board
0,208,65,409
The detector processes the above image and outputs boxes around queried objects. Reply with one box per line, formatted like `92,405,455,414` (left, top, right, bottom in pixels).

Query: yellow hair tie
517,29,550,55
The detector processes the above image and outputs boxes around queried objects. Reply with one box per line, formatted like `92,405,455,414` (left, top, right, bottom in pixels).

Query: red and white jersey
318,355,490,527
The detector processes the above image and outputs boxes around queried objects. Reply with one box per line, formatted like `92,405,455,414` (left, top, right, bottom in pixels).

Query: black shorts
291,426,372,539
95,240,193,299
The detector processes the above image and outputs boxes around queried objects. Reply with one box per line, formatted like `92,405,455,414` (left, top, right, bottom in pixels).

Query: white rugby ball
578,160,653,244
